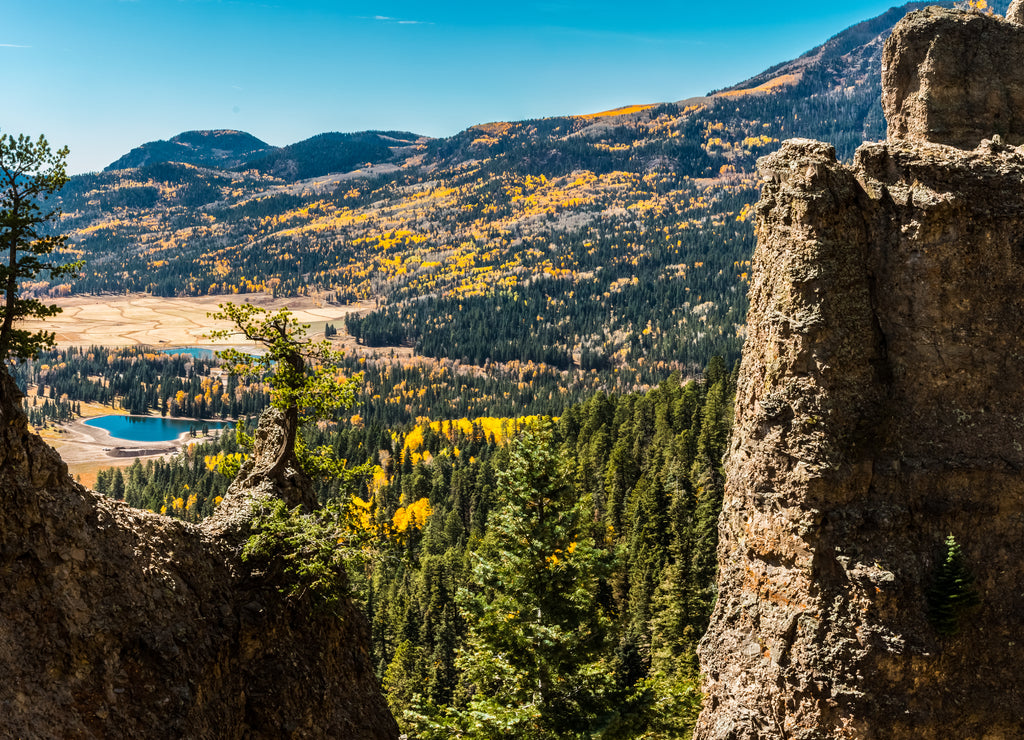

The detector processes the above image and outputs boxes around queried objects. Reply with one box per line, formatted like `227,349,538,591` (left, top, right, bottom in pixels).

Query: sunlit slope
51,2,938,374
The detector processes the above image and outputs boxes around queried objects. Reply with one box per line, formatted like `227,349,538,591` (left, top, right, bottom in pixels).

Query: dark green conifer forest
71,353,733,738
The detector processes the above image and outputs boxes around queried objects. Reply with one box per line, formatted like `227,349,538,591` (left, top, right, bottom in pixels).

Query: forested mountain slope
48,2,953,384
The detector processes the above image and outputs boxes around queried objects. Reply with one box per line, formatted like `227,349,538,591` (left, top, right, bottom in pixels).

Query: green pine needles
241,499,351,613
0,132,82,362
927,534,980,636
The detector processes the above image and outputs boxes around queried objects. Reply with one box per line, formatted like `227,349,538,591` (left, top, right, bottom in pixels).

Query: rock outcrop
0,370,398,739
882,5,1024,148
696,7,1024,740
203,406,316,539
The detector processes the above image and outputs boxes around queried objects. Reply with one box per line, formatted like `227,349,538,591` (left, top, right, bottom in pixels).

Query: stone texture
697,9,1024,737
203,406,314,539
0,371,398,739
1008,0,1024,26
694,132,1024,739
882,7,1024,148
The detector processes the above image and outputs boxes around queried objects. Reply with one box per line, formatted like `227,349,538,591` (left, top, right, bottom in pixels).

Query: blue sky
2,1,921,173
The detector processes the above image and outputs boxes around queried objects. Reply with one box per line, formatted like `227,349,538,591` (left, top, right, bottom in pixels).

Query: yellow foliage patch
716,73,800,99
578,104,655,119
392,497,432,533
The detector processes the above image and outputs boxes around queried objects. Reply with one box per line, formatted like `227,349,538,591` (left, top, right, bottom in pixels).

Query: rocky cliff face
882,4,1024,148
0,370,398,739
696,7,1024,740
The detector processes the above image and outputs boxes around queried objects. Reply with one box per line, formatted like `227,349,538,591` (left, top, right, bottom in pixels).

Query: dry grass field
21,293,374,349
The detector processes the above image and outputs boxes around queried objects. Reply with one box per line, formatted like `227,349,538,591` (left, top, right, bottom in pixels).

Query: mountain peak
105,128,427,181
105,129,274,171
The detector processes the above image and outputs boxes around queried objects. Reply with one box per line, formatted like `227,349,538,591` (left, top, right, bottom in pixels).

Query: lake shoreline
43,414,230,489
83,414,232,444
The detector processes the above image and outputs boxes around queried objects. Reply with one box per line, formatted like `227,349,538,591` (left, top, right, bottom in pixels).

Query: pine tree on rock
0,133,80,364
928,533,980,635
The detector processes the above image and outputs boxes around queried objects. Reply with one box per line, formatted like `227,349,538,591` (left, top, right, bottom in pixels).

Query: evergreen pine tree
110,468,125,501
451,420,611,739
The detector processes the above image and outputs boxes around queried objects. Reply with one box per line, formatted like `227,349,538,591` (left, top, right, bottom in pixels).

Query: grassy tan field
21,293,374,349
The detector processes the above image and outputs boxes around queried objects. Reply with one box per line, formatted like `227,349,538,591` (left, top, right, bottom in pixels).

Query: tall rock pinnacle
695,7,1024,739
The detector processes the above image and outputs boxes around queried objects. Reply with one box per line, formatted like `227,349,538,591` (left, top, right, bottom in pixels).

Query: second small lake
161,347,218,360
160,346,266,360
85,415,230,443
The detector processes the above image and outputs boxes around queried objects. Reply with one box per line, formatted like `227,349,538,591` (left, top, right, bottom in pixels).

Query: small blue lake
160,346,265,359
161,347,218,360
85,415,230,443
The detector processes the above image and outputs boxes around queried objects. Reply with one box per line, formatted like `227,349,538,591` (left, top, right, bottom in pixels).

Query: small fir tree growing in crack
927,533,980,635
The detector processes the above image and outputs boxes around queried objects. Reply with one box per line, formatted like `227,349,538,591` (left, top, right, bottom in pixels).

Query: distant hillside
105,129,274,171
106,128,425,181
240,130,423,180
54,2,953,386
719,3,939,92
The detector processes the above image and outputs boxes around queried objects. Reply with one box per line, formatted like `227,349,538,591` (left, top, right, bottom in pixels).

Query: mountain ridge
238,130,424,181
105,129,275,171
714,1,943,95
105,128,426,180
50,1,971,391
99,3,962,177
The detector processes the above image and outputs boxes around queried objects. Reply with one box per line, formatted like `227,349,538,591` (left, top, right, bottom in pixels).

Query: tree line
10,346,270,421
99,357,735,738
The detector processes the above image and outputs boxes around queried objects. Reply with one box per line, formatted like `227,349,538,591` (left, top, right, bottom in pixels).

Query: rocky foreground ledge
695,7,1024,740
0,370,397,739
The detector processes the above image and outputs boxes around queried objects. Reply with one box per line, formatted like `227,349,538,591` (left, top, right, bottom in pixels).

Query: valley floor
17,292,420,487
21,293,373,348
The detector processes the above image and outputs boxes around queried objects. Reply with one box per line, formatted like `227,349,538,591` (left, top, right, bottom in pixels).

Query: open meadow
22,293,374,349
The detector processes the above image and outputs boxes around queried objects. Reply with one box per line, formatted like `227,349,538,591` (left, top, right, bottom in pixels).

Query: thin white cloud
0,43,31,48
362,14,432,25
